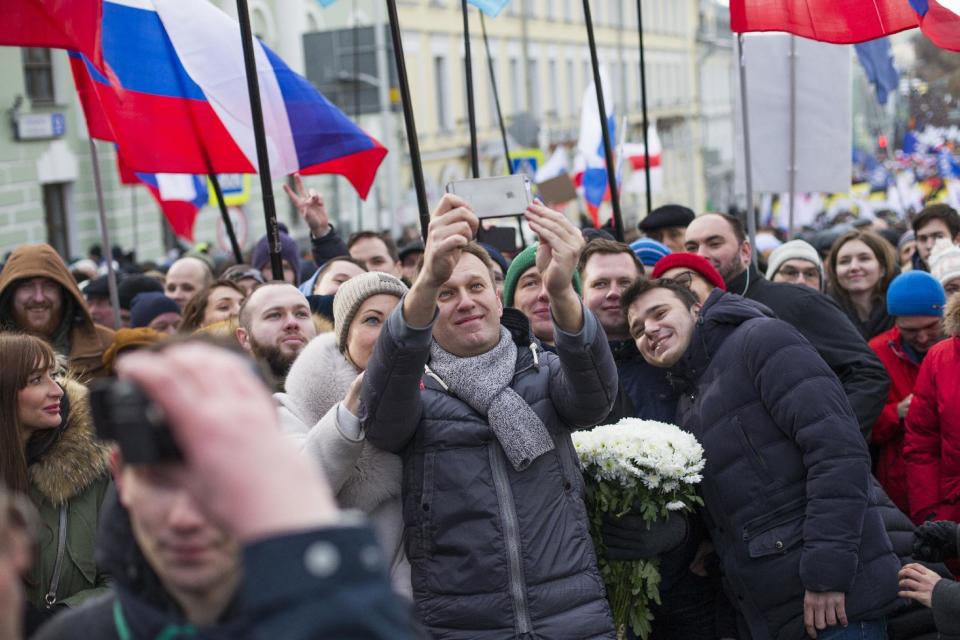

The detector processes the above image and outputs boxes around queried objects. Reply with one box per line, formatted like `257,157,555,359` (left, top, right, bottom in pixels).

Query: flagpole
582,0,624,241
787,34,797,238
737,33,758,267
235,0,283,281
480,13,512,175
385,0,431,241
635,0,652,217
461,0,479,178
210,174,244,263
88,139,122,329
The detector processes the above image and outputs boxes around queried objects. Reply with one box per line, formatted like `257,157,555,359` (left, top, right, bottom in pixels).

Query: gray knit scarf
429,327,554,471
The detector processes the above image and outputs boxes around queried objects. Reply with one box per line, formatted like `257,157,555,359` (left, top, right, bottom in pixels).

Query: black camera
89,379,182,464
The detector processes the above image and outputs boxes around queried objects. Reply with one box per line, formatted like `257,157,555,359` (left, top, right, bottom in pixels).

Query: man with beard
236,283,317,391
0,244,114,379
684,213,889,439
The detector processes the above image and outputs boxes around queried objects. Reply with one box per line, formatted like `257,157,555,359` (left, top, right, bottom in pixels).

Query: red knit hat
651,253,727,291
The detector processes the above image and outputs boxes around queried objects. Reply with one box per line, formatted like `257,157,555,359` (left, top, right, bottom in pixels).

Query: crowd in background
1,182,960,640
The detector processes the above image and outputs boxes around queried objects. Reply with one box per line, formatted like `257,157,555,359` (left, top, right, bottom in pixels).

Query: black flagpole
581,0,624,241
480,13,511,175
235,0,283,280
461,0,479,178
635,0,652,217
385,0,431,241
209,174,244,263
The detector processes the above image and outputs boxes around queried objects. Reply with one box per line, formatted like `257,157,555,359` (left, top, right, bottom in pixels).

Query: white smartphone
445,175,533,219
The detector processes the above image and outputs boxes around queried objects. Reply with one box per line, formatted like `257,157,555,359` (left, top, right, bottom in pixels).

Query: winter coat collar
283,331,356,425
725,263,761,297
29,378,110,507
670,290,774,389
946,294,960,338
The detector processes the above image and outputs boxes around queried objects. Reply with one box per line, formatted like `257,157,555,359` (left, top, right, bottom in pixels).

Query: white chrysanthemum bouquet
572,418,705,639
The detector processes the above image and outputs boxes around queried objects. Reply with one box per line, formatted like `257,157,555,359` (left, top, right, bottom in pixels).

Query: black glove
913,520,959,562
602,510,689,561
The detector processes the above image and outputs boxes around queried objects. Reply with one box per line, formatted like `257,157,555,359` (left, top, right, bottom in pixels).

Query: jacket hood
946,294,960,337
29,378,111,506
673,290,775,384
0,244,92,327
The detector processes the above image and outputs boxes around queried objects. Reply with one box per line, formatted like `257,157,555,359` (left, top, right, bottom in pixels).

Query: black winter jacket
727,265,889,439
670,291,900,640
361,305,617,639
609,339,678,423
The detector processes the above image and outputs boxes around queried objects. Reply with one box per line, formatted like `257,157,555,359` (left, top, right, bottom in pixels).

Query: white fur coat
275,332,408,596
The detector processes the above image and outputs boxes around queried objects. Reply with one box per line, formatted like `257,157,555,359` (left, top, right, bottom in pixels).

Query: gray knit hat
333,271,408,353
765,239,824,286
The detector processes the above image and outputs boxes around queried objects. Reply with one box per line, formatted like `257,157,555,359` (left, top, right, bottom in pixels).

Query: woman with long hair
0,334,110,632
178,279,245,334
827,230,898,340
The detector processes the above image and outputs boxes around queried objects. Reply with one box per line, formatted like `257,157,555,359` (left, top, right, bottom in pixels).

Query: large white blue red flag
71,0,386,199
908,0,960,52
575,74,615,227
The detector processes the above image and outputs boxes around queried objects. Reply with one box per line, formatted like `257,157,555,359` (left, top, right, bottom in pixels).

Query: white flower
571,418,705,495
666,501,687,511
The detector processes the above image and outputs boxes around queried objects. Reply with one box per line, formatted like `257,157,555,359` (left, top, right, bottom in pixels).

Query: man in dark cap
117,275,164,326
637,204,696,252
398,240,424,284
83,275,116,328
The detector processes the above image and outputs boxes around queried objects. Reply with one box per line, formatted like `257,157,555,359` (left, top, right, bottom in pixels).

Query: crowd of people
1,178,960,640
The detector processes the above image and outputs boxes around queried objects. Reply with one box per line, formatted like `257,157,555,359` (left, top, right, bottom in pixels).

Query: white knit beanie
333,272,408,353
765,239,824,286
929,239,960,290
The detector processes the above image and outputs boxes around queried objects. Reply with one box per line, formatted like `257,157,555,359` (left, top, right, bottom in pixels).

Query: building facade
0,0,728,263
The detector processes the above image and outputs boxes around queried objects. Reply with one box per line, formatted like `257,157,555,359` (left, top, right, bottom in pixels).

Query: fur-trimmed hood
285,332,357,423
29,378,111,506
946,294,960,338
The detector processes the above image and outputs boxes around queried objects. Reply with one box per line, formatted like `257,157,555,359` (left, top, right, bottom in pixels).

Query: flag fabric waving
909,0,960,51
854,39,900,105
467,0,512,17
729,1,918,44
575,75,615,227
116,157,208,241
71,0,386,199
2,0,104,70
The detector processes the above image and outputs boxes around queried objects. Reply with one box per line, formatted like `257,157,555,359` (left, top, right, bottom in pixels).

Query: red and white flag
730,0,918,44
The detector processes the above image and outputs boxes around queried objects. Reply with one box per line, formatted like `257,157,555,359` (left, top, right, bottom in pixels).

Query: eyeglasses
662,271,695,289
777,266,820,281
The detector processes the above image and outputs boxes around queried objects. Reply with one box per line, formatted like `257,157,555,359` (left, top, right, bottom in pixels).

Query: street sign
509,149,544,179
207,174,251,207
15,113,66,140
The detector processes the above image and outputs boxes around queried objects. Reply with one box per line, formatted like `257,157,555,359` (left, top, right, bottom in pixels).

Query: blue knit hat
250,228,301,285
887,271,946,317
629,238,672,267
130,292,181,328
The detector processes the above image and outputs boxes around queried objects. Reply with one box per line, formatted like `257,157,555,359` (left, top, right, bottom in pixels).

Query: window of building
547,60,559,116
434,55,450,131
42,183,70,257
22,48,55,105
528,59,541,117
566,59,576,118
509,57,523,114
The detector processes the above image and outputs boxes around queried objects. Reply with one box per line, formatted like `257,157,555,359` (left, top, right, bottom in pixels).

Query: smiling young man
623,278,900,640
683,213,890,439
236,283,318,391
360,195,618,639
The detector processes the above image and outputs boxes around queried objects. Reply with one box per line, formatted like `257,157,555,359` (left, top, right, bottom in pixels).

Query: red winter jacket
869,326,922,513
904,296,960,524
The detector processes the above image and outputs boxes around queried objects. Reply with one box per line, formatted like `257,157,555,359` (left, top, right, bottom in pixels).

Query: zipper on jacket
489,443,533,635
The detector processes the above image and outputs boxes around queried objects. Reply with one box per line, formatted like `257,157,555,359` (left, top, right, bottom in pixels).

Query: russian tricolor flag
71,0,386,199
909,1,960,52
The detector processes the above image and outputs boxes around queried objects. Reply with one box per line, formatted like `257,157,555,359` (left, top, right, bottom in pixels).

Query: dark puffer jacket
727,265,890,439
670,291,900,640
361,305,617,639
